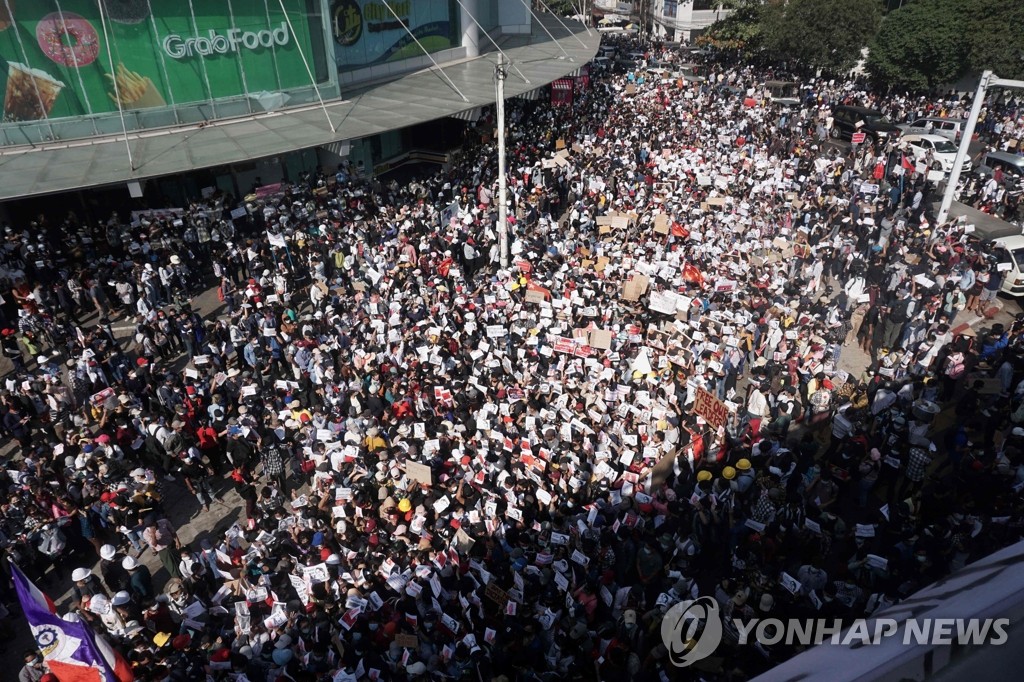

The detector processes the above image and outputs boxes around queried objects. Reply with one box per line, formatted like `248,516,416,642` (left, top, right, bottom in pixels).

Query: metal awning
0,16,600,201
449,107,482,122
513,87,545,101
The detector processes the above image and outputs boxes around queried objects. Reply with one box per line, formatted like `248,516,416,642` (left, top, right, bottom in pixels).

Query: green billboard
0,0,327,123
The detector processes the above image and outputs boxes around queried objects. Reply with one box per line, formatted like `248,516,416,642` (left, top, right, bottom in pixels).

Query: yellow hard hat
398,499,412,513
722,466,737,480
696,470,712,482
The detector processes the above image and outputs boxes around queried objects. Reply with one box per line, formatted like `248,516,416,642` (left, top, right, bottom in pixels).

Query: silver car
898,117,966,143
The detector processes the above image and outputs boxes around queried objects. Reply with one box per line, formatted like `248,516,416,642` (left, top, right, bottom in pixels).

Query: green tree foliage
965,0,1024,80
703,0,881,73
867,0,969,91
764,0,882,73
868,0,1024,90
701,0,783,51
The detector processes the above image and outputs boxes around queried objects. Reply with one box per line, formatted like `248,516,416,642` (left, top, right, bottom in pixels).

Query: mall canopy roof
0,16,600,201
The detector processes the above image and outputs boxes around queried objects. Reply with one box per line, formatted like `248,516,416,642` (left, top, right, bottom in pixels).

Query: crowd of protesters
3,34,1024,682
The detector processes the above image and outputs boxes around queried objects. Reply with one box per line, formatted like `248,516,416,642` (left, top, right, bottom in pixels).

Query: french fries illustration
106,63,165,109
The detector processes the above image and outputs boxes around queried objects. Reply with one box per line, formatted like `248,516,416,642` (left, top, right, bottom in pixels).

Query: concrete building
649,0,730,42
0,0,598,209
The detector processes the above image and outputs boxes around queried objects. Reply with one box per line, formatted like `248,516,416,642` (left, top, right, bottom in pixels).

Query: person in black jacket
99,543,131,593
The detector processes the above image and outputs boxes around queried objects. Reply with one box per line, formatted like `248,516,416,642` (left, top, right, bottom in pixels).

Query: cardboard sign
653,214,669,235
851,131,866,145
590,329,613,350
693,387,729,428
525,285,549,304
394,634,419,649
622,274,650,302
555,138,566,150
655,214,671,235
406,460,433,486
485,582,509,607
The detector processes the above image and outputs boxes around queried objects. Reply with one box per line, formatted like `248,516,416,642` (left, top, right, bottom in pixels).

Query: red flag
437,257,453,277
901,154,915,171
682,263,704,286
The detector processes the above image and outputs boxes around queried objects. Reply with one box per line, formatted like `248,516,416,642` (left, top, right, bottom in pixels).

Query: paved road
0,283,255,666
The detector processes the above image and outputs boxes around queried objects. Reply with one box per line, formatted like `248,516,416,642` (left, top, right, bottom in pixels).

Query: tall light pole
937,71,1024,224
496,54,510,268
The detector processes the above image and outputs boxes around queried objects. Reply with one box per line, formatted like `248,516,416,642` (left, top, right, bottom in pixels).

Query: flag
10,562,133,682
682,263,704,286
901,154,916,171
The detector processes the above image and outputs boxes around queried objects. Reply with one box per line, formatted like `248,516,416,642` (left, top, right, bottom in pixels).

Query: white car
901,134,971,174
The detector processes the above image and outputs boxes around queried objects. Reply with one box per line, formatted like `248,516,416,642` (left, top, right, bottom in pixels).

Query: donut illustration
36,12,100,68
101,0,151,25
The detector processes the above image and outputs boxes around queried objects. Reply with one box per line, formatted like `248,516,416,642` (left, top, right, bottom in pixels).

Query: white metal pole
938,70,991,224
497,54,509,268
97,1,135,170
277,0,336,132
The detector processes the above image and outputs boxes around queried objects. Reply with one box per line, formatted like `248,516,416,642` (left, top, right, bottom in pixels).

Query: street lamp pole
496,54,509,268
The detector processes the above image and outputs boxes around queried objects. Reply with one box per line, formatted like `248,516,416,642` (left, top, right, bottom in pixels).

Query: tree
867,0,969,91
966,0,1024,80
703,0,881,73
701,1,779,51
764,0,883,74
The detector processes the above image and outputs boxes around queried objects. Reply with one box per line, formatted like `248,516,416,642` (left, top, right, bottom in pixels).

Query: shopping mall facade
0,0,599,212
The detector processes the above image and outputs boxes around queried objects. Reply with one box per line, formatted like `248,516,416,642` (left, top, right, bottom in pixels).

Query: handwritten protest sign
693,387,729,428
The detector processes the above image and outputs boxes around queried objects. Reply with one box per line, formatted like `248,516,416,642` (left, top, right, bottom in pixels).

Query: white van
992,234,1024,296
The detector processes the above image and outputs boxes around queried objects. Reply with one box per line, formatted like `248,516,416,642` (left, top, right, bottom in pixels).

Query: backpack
944,352,965,379
162,431,185,455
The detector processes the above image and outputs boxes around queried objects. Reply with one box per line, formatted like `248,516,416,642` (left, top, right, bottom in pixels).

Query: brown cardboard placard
622,274,650,302
595,216,615,226
405,461,433,486
555,138,566,150
599,225,612,235
595,256,609,273
706,197,726,207
625,84,636,95
394,634,419,648
611,216,630,229
653,214,669,235
485,582,509,606
572,143,585,154
590,329,613,350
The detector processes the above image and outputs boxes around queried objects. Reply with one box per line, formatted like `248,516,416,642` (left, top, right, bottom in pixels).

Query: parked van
898,117,967,143
765,80,800,106
976,151,1024,180
992,234,1024,296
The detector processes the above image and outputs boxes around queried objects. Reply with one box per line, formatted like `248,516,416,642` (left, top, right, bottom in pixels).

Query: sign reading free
693,387,730,428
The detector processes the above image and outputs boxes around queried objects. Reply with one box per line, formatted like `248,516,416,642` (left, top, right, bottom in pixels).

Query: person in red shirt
194,418,224,473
